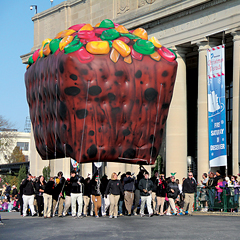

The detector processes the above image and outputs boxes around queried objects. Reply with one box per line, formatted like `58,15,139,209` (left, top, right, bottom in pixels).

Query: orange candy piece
43,43,51,56
112,40,131,57
95,22,100,27
150,51,161,61
110,48,120,63
59,36,74,51
115,25,129,34
124,55,132,64
79,24,94,31
86,41,110,54
132,28,148,40
55,29,75,39
149,36,162,48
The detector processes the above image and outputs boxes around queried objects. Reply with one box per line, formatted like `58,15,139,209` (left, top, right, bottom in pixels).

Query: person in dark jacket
43,177,55,218
70,170,84,218
100,175,110,217
12,185,18,198
22,173,37,217
133,168,144,215
4,183,11,201
35,175,46,217
17,179,24,216
183,172,197,215
139,172,154,217
105,172,124,218
156,174,167,216
63,178,71,216
83,177,91,217
123,172,135,216
166,176,180,215
52,171,66,217
150,170,159,214
91,173,102,218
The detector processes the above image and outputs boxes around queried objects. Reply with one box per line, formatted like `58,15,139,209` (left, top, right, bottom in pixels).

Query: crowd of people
0,168,239,217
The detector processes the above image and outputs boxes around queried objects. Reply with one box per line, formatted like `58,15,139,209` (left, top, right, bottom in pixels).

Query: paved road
0,212,239,240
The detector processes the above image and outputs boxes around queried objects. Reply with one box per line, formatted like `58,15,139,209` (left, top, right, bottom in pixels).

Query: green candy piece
64,39,83,54
99,19,115,28
28,55,34,65
100,29,120,41
49,39,61,54
168,48,177,59
107,40,113,48
133,39,155,55
120,33,140,40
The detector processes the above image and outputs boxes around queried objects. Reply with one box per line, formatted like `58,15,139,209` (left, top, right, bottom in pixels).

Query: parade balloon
25,19,178,165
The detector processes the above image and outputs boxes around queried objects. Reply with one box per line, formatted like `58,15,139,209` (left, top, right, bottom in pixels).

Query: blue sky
0,0,64,131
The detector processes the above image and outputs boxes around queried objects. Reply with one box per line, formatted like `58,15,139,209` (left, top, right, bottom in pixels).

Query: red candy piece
75,47,94,63
54,49,60,56
68,24,86,31
117,36,130,44
78,30,95,39
94,28,110,35
113,23,120,27
80,39,87,45
157,47,175,62
32,49,40,62
129,30,134,34
85,36,101,43
130,46,143,60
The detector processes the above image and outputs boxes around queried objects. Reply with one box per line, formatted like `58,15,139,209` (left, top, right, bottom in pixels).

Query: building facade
21,0,240,181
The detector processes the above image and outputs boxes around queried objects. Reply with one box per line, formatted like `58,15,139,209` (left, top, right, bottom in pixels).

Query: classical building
21,0,240,181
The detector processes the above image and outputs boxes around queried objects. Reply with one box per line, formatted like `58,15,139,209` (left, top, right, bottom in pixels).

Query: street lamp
50,0,53,7
30,5,37,14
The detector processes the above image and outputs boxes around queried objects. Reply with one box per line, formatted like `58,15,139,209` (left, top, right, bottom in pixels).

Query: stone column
166,47,188,181
232,30,240,175
196,40,209,181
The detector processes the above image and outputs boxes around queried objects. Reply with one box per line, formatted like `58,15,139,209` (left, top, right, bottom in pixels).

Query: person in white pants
70,170,84,218
101,195,110,216
21,174,36,217
138,172,154,217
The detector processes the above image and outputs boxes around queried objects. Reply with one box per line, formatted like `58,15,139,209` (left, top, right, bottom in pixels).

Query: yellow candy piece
149,36,162,48
80,24,94,31
42,38,52,47
124,55,132,64
112,40,131,57
55,29,75,39
86,41,110,54
115,25,129,34
150,51,161,61
95,22,100,27
39,45,44,58
132,28,148,40
59,36,74,51
110,48,120,63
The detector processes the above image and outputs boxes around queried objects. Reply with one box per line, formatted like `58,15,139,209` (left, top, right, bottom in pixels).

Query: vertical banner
207,45,227,167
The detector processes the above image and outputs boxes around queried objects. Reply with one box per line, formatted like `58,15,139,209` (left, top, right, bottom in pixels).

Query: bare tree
0,115,16,159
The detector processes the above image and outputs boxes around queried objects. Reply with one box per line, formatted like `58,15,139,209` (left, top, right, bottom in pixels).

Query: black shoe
128,213,131,216
32,213,37,217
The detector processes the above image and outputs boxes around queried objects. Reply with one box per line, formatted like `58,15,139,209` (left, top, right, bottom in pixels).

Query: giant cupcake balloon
25,19,178,165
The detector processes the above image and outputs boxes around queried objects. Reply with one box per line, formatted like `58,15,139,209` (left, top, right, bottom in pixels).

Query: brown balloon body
25,50,177,165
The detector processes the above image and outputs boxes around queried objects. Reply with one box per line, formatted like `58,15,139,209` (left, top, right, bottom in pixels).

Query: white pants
63,195,71,215
71,193,83,217
23,194,36,216
101,195,110,216
140,195,153,215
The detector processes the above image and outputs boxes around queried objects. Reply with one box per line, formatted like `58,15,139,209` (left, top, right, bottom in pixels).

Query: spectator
91,174,102,218
182,172,197,215
139,171,153,217
83,177,91,217
207,172,215,211
199,173,208,212
4,183,11,201
100,174,110,217
12,185,18,198
215,178,223,203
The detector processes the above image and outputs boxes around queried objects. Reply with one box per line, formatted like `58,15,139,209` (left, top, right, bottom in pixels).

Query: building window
17,142,29,151
24,155,28,162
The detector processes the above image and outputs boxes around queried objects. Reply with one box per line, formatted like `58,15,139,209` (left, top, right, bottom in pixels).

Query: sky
0,0,65,132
